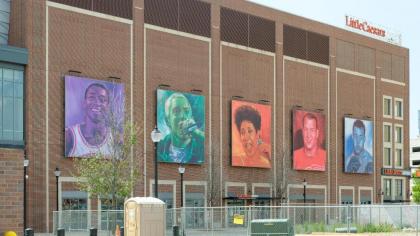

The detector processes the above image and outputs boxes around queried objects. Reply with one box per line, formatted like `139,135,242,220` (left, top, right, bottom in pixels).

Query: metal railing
53,204,420,235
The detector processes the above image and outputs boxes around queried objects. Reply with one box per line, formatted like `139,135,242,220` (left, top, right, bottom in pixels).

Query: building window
0,66,24,146
383,124,391,143
395,148,403,168
395,179,403,199
394,124,403,169
384,147,392,167
395,125,403,144
395,98,403,119
383,96,392,118
384,179,392,197
383,122,392,168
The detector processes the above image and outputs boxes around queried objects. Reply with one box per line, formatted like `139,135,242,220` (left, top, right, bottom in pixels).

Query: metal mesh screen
145,0,211,37
49,0,92,11
220,7,248,47
50,0,132,19
284,25,330,65
144,0,178,30
283,25,306,60
94,0,133,19
249,15,275,52
221,7,275,52
307,31,329,65
179,0,211,37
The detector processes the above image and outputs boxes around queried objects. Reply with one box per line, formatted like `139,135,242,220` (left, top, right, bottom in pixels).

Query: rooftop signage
345,15,402,46
346,15,385,37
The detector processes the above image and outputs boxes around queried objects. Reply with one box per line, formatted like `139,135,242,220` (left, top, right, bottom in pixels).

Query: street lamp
303,179,307,223
54,167,61,212
303,179,307,204
23,158,29,231
151,126,163,198
178,166,185,207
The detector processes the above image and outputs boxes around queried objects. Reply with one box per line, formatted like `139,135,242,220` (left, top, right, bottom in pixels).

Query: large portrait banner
65,75,125,157
157,89,205,164
231,100,271,168
344,117,373,174
293,109,326,171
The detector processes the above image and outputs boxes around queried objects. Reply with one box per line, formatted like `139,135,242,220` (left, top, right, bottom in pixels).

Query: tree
412,174,420,203
73,122,140,209
71,83,140,210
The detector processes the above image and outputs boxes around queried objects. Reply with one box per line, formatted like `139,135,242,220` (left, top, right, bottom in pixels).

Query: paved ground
35,230,420,236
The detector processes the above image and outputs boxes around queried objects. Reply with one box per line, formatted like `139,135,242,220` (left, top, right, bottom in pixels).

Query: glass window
385,179,392,197
395,126,403,144
396,148,402,167
0,66,24,146
395,179,403,197
384,124,391,143
383,97,392,116
395,100,403,118
384,147,391,166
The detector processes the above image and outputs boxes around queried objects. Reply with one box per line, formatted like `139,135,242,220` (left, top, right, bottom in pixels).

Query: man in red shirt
293,113,326,171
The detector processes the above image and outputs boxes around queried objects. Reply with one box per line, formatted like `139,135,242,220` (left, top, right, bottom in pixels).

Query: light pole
23,158,29,231
178,166,185,207
303,179,307,222
151,126,163,198
54,167,61,212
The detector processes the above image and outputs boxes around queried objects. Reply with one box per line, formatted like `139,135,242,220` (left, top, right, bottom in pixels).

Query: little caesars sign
345,15,401,45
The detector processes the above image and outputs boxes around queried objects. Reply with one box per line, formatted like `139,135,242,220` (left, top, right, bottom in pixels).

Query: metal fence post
416,205,419,236
400,205,403,229
347,205,350,233
211,208,214,236
369,205,372,225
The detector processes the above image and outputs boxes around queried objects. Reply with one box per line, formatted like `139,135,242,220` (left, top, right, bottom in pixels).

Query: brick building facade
0,0,409,234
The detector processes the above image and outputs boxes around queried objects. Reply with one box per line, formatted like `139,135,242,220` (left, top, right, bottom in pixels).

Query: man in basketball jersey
65,83,112,157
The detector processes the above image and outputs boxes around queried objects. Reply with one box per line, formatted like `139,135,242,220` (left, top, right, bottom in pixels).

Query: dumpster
250,219,294,236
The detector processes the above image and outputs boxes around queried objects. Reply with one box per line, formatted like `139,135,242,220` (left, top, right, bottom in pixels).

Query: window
395,179,403,198
394,125,403,169
383,122,392,168
395,98,403,119
383,124,391,142
383,96,392,118
395,125,403,144
0,66,24,146
413,147,420,153
395,148,403,168
384,147,391,167
384,179,392,197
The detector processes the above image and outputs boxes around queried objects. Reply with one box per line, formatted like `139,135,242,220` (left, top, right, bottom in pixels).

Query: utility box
124,197,166,236
250,219,294,236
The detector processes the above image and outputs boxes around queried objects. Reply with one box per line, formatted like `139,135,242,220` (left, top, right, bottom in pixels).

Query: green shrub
357,223,395,233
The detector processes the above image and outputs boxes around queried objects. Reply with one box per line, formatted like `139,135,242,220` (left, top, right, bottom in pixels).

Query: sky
250,0,419,138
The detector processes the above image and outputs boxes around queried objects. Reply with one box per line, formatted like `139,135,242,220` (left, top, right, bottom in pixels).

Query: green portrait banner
157,89,205,164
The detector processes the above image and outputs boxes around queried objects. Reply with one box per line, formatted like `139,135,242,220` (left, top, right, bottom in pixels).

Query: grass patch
294,223,397,234
357,223,395,233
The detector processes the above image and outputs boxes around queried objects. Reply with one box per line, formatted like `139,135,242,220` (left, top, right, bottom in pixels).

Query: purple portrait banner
64,75,125,157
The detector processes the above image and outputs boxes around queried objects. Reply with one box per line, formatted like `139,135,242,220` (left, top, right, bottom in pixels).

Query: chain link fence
53,205,420,235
